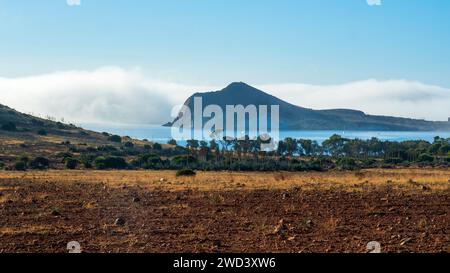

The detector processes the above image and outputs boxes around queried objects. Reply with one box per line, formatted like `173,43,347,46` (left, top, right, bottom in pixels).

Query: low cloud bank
0,66,448,125
259,80,450,121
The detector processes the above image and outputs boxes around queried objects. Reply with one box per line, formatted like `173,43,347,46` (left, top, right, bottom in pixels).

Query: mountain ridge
166,82,450,131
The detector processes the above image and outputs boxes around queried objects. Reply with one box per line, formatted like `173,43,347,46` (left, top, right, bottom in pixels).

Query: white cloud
259,80,450,121
0,66,212,125
0,67,449,126
367,0,381,6
66,0,81,7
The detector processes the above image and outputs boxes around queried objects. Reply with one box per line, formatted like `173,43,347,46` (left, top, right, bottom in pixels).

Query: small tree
29,157,50,169
168,139,177,146
107,135,122,143
153,143,162,150
176,168,196,177
65,158,78,170
37,129,47,136
13,161,27,171
417,153,434,163
123,141,134,148
1,122,16,131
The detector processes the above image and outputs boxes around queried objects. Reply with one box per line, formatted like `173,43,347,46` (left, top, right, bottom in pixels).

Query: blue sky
1,0,450,86
0,0,449,124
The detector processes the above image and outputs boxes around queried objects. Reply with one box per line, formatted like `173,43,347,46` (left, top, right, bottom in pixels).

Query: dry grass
0,168,448,192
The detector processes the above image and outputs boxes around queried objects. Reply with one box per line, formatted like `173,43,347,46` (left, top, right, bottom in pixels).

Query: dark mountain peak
167,83,450,131
222,82,261,94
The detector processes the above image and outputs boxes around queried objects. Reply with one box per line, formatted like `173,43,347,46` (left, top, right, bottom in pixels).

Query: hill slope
167,82,450,131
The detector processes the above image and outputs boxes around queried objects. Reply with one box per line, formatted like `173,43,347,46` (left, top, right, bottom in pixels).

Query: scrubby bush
37,129,47,136
93,156,127,170
168,139,177,146
13,161,27,171
417,153,434,163
55,152,74,161
29,157,50,170
80,154,96,169
56,122,66,129
1,122,16,131
144,144,152,150
336,157,358,170
18,155,30,164
152,143,162,150
65,158,79,169
171,155,197,167
97,145,117,152
123,141,134,148
107,135,122,143
176,168,196,177
133,153,164,169
384,157,403,164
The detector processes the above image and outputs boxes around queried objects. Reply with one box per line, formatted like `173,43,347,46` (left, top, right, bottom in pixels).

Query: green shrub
29,157,50,169
65,158,79,169
93,156,127,170
336,157,358,170
171,155,197,166
18,155,30,163
37,129,47,136
13,161,27,171
107,135,122,143
123,141,134,148
384,157,403,164
56,152,74,160
153,143,162,150
168,139,177,146
80,154,96,169
1,122,16,131
417,153,434,163
176,168,196,177
144,144,152,150
135,153,164,169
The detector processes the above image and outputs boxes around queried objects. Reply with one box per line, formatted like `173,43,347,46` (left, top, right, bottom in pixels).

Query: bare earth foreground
0,169,449,253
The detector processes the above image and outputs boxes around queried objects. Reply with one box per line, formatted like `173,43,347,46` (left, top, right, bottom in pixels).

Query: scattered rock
160,178,166,182
132,197,140,203
422,185,431,191
51,210,61,216
272,219,287,236
114,217,126,226
212,240,222,248
400,237,413,246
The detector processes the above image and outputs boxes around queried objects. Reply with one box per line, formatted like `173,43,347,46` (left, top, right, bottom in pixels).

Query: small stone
114,217,126,226
272,219,286,236
132,197,140,203
51,210,60,216
400,237,412,246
